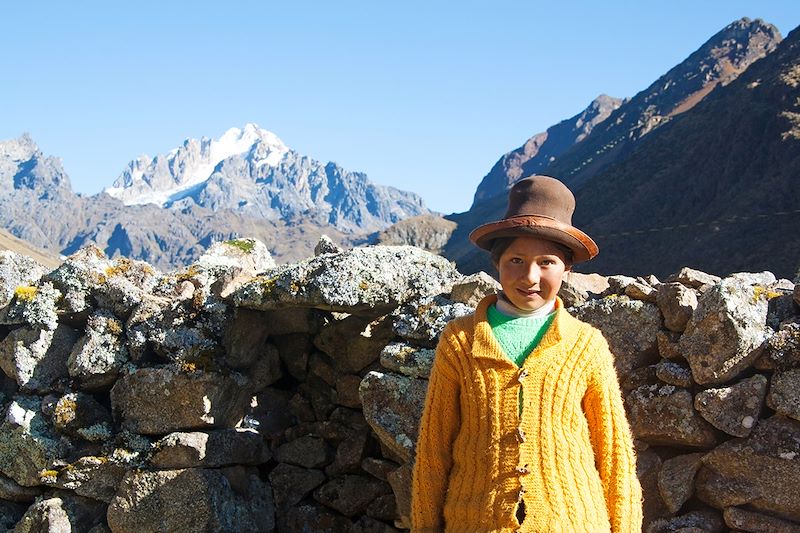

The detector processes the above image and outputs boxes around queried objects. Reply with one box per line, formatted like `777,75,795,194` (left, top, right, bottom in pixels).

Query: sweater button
515,428,526,442
517,369,528,382
515,465,529,474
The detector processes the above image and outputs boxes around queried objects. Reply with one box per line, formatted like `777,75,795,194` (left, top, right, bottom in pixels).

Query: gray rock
335,374,363,408
245,343,283,392
272,333,313,380
313,474,392,517
386,463,413,530
646,509,725,533
667,267,722,290
0,472,42,502
94,257,160,318
626,384,718,448
12,492,107,533
195,238,275,298
625,280,658,302
361,458,399,482
0,396,66,486
326,430,369,477
232,245,463,313
560,272,608,308
698,416,800,518
391,295,472,345
222,308,272,369
4,281,61,330
602,275,638,296
258,307,324,336
656,330,684,361
621,365,658,394
315,235,343,256
44,455,128,503
283,502,352,533
44,245,112,315
723,506,800,532
656,282,698,333
0,325,78,393
637,449,670,525
151,429,271,469
694,375,767,437
110,366,251,435
767,369,800,421
314,314,394,374
274,436,333,469
0,250,48,310
658,453,705,513
754,322,800,370
359,371,426,462
380,342,435,379
268,463,326,513
655,359,694,388
352,515,400,532
51,392,112,442
365,494,398,523
106,466,275,532
68,310,128,390
572,296,662,377
449,271,500,308
680,275,772,385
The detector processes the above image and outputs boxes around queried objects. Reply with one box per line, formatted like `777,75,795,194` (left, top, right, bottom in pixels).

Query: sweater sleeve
411,324,462,532
583,331,643,533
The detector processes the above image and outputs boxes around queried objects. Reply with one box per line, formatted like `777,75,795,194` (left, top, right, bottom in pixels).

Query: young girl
411,176,642,532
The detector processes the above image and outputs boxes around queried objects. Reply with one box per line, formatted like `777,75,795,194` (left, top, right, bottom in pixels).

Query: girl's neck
496,292,556,318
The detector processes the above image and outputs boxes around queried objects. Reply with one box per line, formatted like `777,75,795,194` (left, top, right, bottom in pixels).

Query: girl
411,175,642,532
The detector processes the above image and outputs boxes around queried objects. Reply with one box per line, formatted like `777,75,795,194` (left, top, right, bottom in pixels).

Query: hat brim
469,215,599,263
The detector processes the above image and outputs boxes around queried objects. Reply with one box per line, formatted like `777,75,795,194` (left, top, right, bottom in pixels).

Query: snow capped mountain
105,123,289,206
104,123,429,234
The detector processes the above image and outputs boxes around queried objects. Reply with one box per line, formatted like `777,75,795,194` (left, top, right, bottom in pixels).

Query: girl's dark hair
489,236,574,267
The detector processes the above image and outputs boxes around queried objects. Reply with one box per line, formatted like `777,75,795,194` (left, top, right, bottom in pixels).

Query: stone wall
0,240,798,532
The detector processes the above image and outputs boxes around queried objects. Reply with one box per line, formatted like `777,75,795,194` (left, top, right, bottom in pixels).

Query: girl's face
496,236,570,311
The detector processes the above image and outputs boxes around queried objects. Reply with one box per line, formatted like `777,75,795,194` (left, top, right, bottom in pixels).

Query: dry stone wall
0,241,798,532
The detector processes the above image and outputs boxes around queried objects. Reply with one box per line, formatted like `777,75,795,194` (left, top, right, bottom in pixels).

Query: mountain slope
570,24,800,278
442,17,786,276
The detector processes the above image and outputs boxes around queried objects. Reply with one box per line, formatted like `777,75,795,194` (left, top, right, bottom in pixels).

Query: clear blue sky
1,1,798,214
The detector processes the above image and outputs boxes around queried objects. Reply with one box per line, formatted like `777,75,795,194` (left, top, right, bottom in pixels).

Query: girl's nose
523,264,540,283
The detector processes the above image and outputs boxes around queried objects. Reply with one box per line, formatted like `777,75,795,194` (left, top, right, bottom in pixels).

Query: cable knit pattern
411,294,642,532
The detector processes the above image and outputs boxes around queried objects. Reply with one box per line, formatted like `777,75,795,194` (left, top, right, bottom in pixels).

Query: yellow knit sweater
411,295,642,532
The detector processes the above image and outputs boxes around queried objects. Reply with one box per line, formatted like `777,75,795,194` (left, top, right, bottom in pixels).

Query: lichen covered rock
627,384,717,448
68,310,128,390
694,375,767,437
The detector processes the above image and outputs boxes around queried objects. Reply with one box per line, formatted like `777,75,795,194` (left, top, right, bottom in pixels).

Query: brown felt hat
469,175,598,262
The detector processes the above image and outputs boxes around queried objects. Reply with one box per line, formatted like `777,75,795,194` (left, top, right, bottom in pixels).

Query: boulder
3,281,61,330
387,463,413,529
645,509,725,533
314,235,343,256
151,429,271,469
624,280,658,303
656,282,698,333
666,267,721,290
110,366,250,435
360,371,427,462
352,515,400,532
0,396,67,486
0,250,48,310
602,275,638,296
658,453,705,513
449,271,500,308
51,392,113,441
637,449,669,525
694,374,767,437
314,314,394,374
380,342,435,379
0,472,42,502
68,310,128,390
44,245,112,315
221,308,271,369
313,474,392,517
232,245,463,313
194,238,275,298
335,374,363,408
654,359,694,388
0,325,79,393
12,491,107,533
325,430,370,477
723,506,800,532
274,436,333,469
754,322,800,370
107,466,275,532
680,274,772,385
655,330,683,361
767,368,800,421
94,257,160,318
391,295,472,346
283,502,352,532
698,416,800,518
626,384,717,448
44,455,128,503
361,457,400,482
268,463,326,513
560,272,608,308
572,296,662,376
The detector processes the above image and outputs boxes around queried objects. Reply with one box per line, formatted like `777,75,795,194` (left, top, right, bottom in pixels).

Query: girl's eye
509,257,523,264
